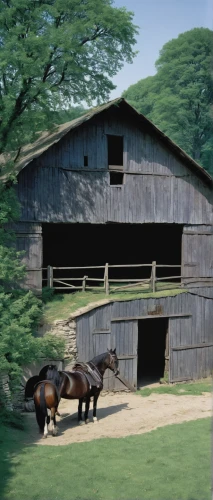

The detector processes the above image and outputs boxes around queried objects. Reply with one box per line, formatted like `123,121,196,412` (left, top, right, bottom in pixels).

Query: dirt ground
26,389,212,446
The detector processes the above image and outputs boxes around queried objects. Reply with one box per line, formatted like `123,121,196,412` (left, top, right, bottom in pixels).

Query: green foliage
43,289,187,323
123,28,213,175
50,106,87,125
0,183,64,401
0,418,211,499
0,183,26,291
136,379,212,397
0,0,138,154
41,286,55,304
0,287,65,384
0,407,25,430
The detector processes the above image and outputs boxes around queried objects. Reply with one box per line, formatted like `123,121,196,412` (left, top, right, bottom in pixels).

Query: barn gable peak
1,97,212,186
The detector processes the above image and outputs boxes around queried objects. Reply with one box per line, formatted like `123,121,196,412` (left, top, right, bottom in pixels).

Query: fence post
104,263,109,295
47,265,53,288
151,261,156,292
82,275,87,292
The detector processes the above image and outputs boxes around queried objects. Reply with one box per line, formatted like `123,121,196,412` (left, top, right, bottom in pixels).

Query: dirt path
26,390,212,446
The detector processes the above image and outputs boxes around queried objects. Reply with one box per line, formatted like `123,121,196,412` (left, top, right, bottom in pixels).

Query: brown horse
33,365,61,438
43,349,119,426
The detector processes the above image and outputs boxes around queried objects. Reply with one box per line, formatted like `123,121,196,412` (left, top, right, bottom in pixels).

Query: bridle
108,351,119,375
90,352,119,380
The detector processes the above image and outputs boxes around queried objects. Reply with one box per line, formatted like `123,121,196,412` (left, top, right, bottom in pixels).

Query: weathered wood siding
182,225,213,282
16,114,212,225
75,290,213,387
14,222,42,292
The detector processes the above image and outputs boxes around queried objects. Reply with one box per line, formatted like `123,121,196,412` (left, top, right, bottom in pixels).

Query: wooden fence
42,262,190,294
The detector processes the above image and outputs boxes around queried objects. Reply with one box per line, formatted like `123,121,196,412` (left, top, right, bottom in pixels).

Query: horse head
107,348,119,376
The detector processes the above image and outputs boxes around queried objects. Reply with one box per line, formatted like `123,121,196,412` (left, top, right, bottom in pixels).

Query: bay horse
43,349,119,425
33,365,61,438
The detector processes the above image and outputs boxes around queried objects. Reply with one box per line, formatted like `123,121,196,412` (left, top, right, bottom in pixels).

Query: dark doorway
42,223,183,289
137,318,168,385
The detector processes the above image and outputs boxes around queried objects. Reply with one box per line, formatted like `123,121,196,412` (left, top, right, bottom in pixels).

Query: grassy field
0,417,211,500
43,288,186,323
137,379,212,397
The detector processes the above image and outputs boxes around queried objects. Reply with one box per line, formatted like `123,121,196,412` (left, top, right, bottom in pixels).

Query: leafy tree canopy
0,0,138,154
123,28,213,175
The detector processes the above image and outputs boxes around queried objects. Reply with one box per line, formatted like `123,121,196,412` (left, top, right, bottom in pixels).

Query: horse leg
51,408,58,436
44,413,49,438
78,398,84,425
84,397,90,424
93,392,100,423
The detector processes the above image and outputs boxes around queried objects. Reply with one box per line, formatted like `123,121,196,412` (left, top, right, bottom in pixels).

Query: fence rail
42,262,213,294
41,262,191,294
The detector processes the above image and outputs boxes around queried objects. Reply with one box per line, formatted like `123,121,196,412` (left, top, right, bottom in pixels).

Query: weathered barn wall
14,222,42,292
16,113,212,225
74,290,213,387
182,225,213,281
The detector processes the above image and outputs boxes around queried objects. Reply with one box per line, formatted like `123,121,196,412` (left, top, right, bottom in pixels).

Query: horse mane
90,351,111,365
41,365,61,389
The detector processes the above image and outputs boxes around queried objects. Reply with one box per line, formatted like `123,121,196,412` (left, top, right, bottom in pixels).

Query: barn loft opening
110,171,124,185
42,223,183,290
107,135,123,168
137,318,168,385
84,155,88,167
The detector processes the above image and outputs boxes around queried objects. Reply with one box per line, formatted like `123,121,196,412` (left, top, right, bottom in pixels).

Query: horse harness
68,362,103,391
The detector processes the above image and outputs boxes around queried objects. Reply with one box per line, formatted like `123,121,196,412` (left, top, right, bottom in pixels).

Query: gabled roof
1,97,212,185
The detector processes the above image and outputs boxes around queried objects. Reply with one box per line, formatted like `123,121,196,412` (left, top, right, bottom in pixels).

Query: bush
0,406,25,429
42,287,55,304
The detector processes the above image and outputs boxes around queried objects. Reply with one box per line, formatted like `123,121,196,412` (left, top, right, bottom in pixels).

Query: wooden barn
4,97,213,387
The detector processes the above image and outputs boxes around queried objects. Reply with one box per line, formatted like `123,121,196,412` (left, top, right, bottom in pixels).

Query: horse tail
34,383,49,432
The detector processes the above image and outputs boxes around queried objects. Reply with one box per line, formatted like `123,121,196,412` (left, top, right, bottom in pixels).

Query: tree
0,183,64,398
123,28,213,175
0,0,138,154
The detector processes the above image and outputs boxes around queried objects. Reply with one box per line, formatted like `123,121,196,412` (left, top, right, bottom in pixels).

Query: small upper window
84,155,88,167
107,135,123,169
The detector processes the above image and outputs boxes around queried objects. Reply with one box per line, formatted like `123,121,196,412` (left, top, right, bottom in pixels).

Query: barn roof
1,97,212,185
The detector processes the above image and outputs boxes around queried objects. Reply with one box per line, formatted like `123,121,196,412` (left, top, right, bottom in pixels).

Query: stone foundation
38,317,78,369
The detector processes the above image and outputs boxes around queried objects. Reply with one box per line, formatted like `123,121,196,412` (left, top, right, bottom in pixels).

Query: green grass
0,417,211,500
137,379,212,397
43,288,186,323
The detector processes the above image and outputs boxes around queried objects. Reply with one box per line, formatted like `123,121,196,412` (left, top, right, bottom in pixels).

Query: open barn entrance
42,223,183,290
137,318,168,386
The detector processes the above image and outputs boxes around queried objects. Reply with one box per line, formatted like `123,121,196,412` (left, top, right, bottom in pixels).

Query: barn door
169,316,193,382
182,225,213,284
92,330,112,390
111,320,138,390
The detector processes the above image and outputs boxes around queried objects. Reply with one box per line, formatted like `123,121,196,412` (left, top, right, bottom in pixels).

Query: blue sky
110,0,213,99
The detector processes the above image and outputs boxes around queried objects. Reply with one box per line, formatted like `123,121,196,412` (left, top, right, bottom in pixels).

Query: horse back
60,371,90,399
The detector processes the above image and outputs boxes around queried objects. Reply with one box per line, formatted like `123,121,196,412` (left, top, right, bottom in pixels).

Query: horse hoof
93,417,98,423
52,428,58,436
79,420,84,426
85,418,90,424
43,434,48,439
